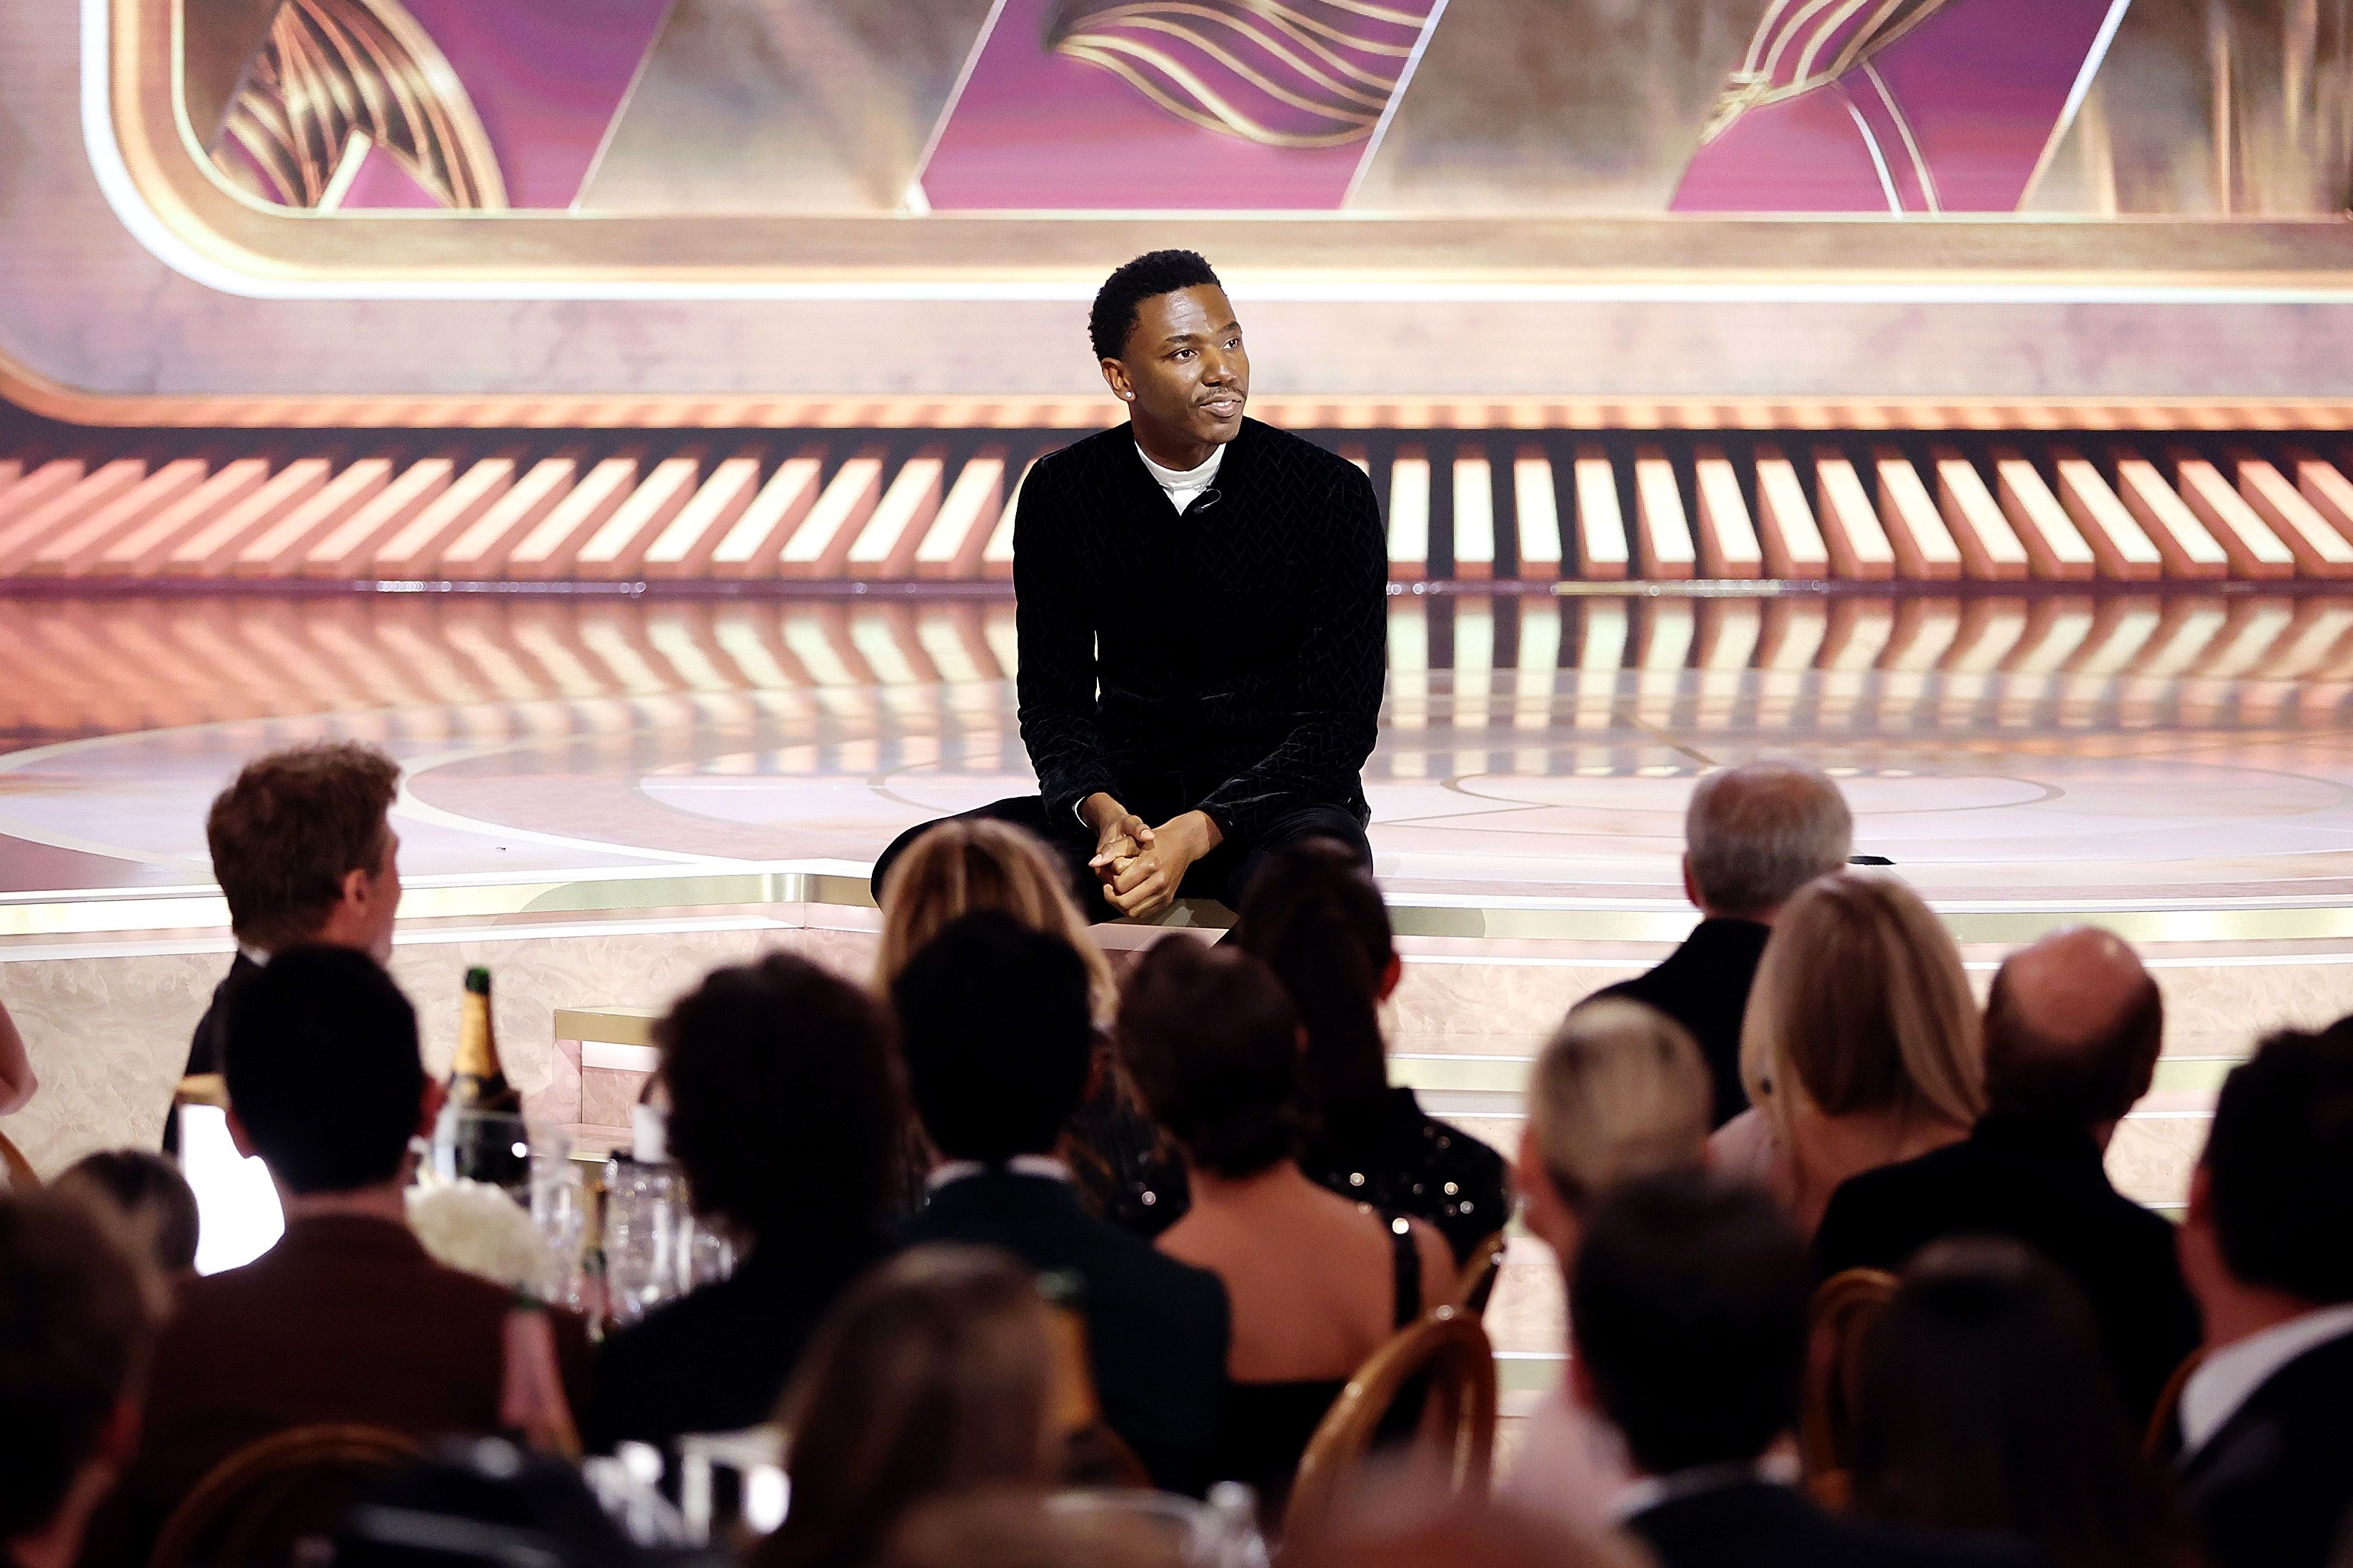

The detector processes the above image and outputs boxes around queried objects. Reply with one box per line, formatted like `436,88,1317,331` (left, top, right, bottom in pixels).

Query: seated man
893,912,1229,1494
871,250,1386,922
93,948,590,1568
0,1192,163,1568
1572,1170,2034,1568
2173,1022,2353,1568
1591,762,1851,1127
1813,926,2199,1422
179,743,403,1113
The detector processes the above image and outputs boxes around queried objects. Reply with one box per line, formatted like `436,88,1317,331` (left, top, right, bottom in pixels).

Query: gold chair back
1452,1229,1507,1315
1799,1267,1899,1507
1047,1302,1153,1489
0,1125,36,1189
2144,1347,2207,1459
1285,1307,1497,1539
148,1423,421,1568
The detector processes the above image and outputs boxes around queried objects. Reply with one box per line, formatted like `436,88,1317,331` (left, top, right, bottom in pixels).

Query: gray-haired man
1591,761,1853,1127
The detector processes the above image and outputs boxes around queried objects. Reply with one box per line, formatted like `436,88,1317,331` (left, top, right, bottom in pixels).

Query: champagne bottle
448,966,528,1188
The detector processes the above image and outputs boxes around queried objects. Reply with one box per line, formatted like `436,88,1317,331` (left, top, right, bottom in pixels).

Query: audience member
0,997,33,1120
1570,1169,2034,1568
54,1150,199,1290
893,913,1228,1494
1283,1491,1650,1568
1505,997,1712,1528
881,1490,1189,1568
873,818,1170,1231
1717,871,1983,1237
758,1247,1060,1568
89,947,591,1568
184,742,403,1087
1594,762,1852,1127
1850,1238,2194,1568
1117,936,1452,1514
584,954,903,1453
1233,838,1509,1262
1814,928,2197,1421
2172,1023,2353,1568
0,1192,164,1568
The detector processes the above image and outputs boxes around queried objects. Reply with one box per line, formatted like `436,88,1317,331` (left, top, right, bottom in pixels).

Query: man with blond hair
1595,761,1852,1127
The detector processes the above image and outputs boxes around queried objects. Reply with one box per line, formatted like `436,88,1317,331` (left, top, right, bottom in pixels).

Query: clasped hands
1080,793,1223,921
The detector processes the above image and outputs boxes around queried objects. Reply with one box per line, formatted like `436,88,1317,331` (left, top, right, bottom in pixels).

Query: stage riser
7,429,2353,587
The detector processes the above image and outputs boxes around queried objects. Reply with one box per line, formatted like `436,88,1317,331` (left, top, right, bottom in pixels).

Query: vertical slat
507,454,641,578
1451,444,1495,580
2047,448,2163,580
2230,451,2353,578
0,460,146,574
1632,446,1696,580
918,449,1008,581
1690,444,1761,579
711,450,824,577
643,451,763,578
301,457,456,578
577,453,704,580
433,456,576,578
1752,444,1828,578
851,448,948,577
2287,449,2353,548
1388,446,1430,581
981,459,1038,581
1812,450,1895,580
1572,444,1629,580
371,456,516,578
1928,448,2029,578
234,457,389,574
2109,449,2230,579
1512,445,1562,580
2171,450,2296,578
1870,448,1962,578
164,456,330,576
29,458,211,575
1988,449,2095,579
91,458,274,576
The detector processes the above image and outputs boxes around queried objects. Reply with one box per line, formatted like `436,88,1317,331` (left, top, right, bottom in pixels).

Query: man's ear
1378,953,1403,1002
1100,356,1134,403
1681,853,1702,913
226,1107,256,1161
1566,1353,1601,1415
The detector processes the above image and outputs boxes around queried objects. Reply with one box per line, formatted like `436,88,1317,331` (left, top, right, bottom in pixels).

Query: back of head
0,1192,164,1542
1684,762,1852,920
224,945,423,1195
1741,871,1983,1135
881,1491,1188,1568
1983,927,2163,1129
1528,999,1711,1213
205,742,401,950
892,911,1094,1165
659,953,901,1248
1569,1169,1809,1476
1089,249,1222,362
876,819,1115,1018
1233,837,1393,1152
56,1150,200,1275
2202,1021,2353,1305
768,1247,1056,1568
1116,937,1302,1181
1853,1238,2182,1568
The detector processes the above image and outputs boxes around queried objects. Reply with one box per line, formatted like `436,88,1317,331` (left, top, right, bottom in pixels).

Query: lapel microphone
1191,488,1223,512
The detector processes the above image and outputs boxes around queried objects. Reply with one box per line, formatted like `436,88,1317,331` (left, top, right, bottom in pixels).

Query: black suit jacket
1013,418,1386,844
582,1234,886,1454
164,951,260,1153
900,1171,1229,1494
1628,1479,2045,1568
1812,1113,2200,1424
2179,1330,2353,1568
1592,918,1769,1128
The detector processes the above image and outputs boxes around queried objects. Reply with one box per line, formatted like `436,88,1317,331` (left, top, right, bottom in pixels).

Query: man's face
1102,285,1248,453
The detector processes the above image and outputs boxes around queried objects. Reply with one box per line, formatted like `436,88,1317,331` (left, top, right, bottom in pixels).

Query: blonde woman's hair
1740,871,1984,1145
1528,998,1712,1212
876,820,1116,1020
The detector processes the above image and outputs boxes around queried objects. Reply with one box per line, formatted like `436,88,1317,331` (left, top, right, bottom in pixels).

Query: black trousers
870,795,1371,921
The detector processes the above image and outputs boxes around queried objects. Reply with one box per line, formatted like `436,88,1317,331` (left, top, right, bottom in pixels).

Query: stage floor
3,589,2352,928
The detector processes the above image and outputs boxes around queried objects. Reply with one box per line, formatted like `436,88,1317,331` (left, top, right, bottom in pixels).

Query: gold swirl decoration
213,0,506,209
1697,0,1950,145
1047,0,1432,149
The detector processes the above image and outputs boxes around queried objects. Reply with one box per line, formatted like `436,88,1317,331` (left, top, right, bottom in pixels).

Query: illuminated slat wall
6,429,2353,586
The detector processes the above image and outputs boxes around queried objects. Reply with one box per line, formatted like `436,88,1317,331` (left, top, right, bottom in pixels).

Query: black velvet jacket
1013,418,1386,844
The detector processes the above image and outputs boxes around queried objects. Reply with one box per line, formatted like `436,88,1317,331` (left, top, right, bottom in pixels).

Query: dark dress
1592,917,1771,1129
1206,1213,1424,1519
1627,1478,2045,1568
581,1233,888,1454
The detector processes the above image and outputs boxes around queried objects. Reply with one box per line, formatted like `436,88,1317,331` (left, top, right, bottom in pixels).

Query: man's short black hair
1570,1169,1810,1476
659,953,903,1247
224,945,424,1195
891,911,1093,1164
1089,250,1223,363
2203,1020,2353,1304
